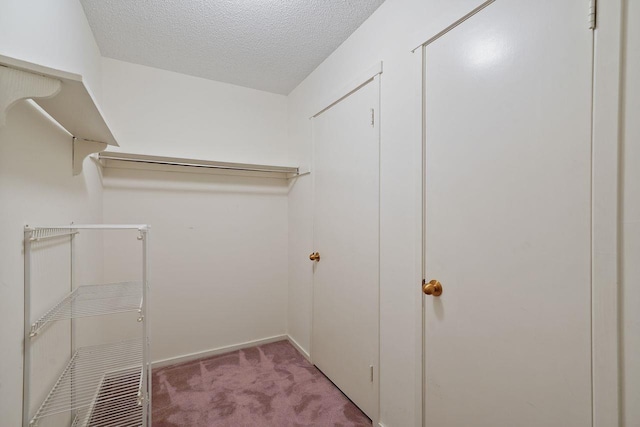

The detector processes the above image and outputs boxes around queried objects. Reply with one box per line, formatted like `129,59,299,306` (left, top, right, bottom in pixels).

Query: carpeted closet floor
152,340,372,426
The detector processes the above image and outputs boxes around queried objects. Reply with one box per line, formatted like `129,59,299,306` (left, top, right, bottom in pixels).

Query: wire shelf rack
30,340,143,426
71,368,144,427
28,227,79,242
24,224,150,426
30,282,143,337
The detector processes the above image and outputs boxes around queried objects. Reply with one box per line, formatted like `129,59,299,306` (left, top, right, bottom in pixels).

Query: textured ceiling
80,0,386,94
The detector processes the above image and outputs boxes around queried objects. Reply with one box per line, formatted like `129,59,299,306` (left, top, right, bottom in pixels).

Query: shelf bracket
0,65,61,128
73,137,107,176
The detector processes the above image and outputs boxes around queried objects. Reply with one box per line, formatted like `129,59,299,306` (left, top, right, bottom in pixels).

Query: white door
311,76,379,420
423,1,593,426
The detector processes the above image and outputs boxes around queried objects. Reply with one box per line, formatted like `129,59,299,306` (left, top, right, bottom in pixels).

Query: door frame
413,0,623,426
309,64,383,425
590,0,623,425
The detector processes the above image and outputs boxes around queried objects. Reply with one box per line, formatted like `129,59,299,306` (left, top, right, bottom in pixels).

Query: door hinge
370,365,374,382
370,108,375,127
588,0,596,29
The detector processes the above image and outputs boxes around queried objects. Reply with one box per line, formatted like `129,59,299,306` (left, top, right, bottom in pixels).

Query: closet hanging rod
97,152,301,176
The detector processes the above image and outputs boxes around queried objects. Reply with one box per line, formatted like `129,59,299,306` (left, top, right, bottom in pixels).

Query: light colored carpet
152,340,372,426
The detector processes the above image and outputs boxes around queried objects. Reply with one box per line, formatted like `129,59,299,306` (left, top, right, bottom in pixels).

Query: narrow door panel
312,77,379,420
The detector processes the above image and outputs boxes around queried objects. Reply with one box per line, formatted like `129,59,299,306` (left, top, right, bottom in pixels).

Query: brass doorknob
309,252,320,262
422,279,443,296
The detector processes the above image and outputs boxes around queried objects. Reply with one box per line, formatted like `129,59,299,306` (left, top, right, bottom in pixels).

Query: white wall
621,0,640,424
102,168,289,363
0,0,103,99
99,59,291,363
286,1,487,425
101,58,290,165
0,1,105,424
0,102,105,425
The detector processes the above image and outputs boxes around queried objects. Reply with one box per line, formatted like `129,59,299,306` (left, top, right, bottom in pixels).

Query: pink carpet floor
152,340,372,426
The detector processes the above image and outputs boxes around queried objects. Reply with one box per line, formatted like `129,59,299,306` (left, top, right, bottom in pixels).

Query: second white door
422,1,593,425
311,76,380,420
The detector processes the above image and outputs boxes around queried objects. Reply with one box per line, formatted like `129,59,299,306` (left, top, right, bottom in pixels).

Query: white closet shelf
29,282,143,338
0,54,118,146
30,340,143,426
97,151,307,179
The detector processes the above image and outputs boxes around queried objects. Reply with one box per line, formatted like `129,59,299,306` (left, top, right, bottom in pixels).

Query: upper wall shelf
97,151,306,179
0,54,119,175
0,54,118,146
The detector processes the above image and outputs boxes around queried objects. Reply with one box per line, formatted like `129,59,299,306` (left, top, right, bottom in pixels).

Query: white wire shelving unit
32,340,143,423
29,282,143,338
23,225,151,427
71,368,144,427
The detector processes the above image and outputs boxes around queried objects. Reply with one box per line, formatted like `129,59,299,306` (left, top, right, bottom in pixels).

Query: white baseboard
152,334,288,368
286,334,311,361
